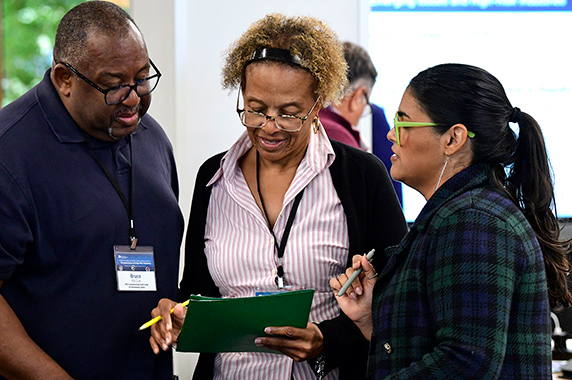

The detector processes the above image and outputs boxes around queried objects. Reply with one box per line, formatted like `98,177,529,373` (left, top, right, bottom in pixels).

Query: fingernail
350,292,357,300
356,287,363,295
166,337,171,345
162,343,169,351
166,323,171,331
264,327,272,334
255,338,262,346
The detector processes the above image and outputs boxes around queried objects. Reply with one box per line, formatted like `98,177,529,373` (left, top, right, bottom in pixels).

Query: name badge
255,285,298,297
114,245,157,291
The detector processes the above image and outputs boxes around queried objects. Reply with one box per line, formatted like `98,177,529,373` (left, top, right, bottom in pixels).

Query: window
0,0,129,107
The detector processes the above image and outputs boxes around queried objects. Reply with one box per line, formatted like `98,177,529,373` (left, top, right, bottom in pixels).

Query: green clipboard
176,289,315,353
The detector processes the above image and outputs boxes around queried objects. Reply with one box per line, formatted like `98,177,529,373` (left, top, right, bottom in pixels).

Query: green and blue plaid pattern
370,163,551,379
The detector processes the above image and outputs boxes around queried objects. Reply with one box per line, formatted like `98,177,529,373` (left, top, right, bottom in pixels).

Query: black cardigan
178,140,408,379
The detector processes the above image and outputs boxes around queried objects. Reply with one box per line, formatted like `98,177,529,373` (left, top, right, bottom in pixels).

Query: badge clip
130,237,138,250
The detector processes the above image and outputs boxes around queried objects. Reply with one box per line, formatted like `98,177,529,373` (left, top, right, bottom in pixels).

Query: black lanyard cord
255,151,304,288
79,129,137,248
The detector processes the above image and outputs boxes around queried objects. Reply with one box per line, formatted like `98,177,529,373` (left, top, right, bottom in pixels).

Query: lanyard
256,151,305,289
79,129,138,249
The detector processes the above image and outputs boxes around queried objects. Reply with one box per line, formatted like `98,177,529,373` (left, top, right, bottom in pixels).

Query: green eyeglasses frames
393,112,475,146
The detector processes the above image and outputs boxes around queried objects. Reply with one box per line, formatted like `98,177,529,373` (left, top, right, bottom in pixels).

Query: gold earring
312,116,320,134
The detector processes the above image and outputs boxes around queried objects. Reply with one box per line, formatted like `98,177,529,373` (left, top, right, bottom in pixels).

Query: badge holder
114,243,157,291
80,132,158,292
255,280,305,297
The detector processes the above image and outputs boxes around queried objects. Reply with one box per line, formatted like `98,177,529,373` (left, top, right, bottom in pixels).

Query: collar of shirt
412,162,491,233
382,162,492,277
206,121,336,188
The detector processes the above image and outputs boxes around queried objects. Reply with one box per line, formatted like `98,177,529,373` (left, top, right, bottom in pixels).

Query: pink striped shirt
204,125,348,380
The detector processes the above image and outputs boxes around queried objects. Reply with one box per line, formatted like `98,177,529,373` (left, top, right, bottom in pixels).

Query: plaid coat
370,163,551,379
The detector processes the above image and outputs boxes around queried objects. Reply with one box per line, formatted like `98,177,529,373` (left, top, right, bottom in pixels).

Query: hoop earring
312,116,320,134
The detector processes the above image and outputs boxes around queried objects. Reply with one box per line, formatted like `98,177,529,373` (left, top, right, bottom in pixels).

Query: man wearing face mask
0,2,183,379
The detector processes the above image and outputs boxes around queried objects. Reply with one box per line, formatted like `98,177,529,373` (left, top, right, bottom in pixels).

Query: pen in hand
138,299,190,331
337,249,375,297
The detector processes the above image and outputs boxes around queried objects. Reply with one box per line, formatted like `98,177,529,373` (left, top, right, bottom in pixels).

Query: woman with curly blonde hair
150,13,406,380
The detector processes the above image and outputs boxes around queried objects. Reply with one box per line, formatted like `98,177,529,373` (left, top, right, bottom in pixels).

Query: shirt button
384,343,392,355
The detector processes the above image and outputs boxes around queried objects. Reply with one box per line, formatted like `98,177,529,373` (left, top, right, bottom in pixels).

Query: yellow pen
138,299,190,331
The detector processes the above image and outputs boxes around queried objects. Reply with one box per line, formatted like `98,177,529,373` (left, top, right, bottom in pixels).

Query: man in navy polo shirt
0,2,183,379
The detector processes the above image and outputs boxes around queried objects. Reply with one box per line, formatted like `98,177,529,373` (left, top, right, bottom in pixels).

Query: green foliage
1,0,84,106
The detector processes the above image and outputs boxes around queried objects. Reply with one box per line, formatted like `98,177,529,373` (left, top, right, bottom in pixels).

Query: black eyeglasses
61,60,161,105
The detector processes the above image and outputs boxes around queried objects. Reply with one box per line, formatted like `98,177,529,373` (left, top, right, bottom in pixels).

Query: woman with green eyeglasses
332,63,571,379
148,13,407,380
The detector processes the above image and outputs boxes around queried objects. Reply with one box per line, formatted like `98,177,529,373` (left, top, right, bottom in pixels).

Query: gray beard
108,127,119,140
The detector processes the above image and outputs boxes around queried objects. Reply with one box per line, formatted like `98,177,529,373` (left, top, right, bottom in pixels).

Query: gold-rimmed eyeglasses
236,88,320,132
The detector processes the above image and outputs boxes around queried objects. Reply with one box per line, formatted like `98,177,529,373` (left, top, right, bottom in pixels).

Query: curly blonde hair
221,13,348,106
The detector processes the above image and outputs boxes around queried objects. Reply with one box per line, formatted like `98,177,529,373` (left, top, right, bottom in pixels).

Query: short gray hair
343,41,377,96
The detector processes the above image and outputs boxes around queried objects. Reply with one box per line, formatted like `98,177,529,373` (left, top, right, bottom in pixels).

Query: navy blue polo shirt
0,70,184,379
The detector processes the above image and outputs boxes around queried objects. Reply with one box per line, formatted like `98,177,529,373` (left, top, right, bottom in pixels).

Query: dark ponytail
409,63,571,308
507,111,571,308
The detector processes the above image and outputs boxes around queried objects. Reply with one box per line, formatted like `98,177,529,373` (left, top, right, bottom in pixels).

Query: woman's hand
254,322,324,362
149,298,187,354
330,254,377,340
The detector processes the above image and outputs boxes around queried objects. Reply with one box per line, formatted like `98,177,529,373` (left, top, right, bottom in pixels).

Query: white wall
131,1,368,378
